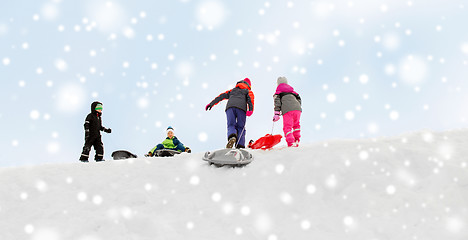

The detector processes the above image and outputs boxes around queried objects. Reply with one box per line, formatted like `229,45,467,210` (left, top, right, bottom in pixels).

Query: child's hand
205,103,213,111
104,128,112,133
273,111,281,122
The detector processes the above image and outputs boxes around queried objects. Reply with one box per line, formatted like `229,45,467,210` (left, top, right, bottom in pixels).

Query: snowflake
54,59,67,71
382,32,401,51
280,192,293,205
389,111,399,121
359,151,369,160
325,174,337,188
211,192,222,202
359,74,369,84
2,57,10,66
77,192,87,202
386,185,396,195
343,216,355,227
461,43,468,54
255,214,273,234
35,180,48,192
30,110,40,120
345,111,355,121
240,206,251,216
445,217,464,233
92,195,103,205
275,164,285,174
24,224,34,234
189,175,200,185
222,202,234,215
186,222,195,230
122,27,135,38
195,0,227,29
306,184,317,194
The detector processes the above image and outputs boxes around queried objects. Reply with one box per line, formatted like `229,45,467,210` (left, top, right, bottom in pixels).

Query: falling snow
1,0,468,238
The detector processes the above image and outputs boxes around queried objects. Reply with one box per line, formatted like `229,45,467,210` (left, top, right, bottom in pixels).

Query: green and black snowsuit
149,136,186,155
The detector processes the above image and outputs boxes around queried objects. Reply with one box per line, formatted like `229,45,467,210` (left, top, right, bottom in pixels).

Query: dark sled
154,149,182,157
111,150,138,160
202,148,253,167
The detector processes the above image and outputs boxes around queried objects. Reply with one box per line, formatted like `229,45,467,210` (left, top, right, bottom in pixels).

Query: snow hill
1,130,467,240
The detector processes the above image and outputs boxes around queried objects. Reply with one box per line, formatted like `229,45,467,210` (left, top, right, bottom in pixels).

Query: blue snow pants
155,143,185,152
226,107,247,147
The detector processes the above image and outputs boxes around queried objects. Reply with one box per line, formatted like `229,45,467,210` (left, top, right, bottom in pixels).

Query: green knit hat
95,103,103,111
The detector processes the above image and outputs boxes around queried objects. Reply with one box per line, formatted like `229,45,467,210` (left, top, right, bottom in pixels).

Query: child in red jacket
206,78,254,148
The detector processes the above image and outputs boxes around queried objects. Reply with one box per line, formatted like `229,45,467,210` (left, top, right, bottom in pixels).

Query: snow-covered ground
1,129,467,240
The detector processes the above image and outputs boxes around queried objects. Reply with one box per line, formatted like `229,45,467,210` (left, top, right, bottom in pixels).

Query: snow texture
0,129,467,239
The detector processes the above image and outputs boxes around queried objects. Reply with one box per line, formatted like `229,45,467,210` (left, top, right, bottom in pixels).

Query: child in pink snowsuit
273,77,302,147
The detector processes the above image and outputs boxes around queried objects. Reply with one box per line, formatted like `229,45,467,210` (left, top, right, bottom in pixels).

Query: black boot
80,146,90,163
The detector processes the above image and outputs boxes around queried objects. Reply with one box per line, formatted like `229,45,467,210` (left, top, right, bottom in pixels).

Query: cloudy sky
1,0,468,167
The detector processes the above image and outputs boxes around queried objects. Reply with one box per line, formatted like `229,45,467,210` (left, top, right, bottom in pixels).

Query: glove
273,111,281,122
104,128,112,133
205,103,213,111
246,111,253,117
248,140,254,148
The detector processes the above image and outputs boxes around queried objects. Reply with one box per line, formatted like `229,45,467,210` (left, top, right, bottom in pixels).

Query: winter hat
277,76,288,85
95,103,103,111
91,101,102,112
243,78,251,87
166,126,175,134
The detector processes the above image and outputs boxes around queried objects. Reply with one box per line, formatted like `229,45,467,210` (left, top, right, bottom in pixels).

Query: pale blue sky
1,0,467,167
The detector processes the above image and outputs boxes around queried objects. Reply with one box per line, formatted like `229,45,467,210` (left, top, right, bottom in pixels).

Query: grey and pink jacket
274,83,302,115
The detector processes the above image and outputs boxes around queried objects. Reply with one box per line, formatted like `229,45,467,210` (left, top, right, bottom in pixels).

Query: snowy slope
1,129,467,240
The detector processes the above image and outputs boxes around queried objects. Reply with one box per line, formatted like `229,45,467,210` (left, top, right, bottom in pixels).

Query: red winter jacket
208,80,254,113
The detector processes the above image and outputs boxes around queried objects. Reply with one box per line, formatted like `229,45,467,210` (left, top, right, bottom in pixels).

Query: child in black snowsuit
79,101,112,162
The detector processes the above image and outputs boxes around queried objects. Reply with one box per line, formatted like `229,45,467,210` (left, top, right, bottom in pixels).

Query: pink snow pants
283,110,301,146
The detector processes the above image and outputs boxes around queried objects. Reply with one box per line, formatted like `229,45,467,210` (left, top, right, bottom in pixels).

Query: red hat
243,78,251,87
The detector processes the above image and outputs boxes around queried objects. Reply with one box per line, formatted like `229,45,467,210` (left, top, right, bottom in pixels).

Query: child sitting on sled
273,77,302,147
147,126,191,156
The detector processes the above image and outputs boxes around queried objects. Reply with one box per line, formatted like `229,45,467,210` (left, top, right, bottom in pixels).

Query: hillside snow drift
1,129,467,240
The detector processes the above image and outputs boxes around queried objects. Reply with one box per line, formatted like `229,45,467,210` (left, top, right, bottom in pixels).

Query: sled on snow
202,148,253,167
112,149,186,160
111,150,138,160
248,134,282,150
145,149,187,157
153,149,182,157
